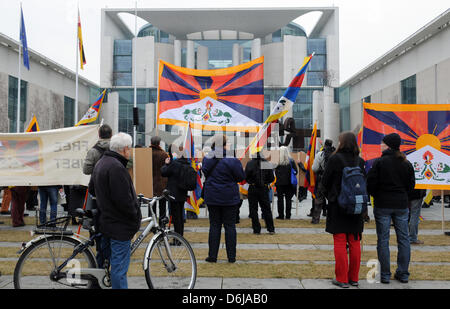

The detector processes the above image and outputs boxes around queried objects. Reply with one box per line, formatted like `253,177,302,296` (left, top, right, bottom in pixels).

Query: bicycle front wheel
14,235,97,289
144,231,196,289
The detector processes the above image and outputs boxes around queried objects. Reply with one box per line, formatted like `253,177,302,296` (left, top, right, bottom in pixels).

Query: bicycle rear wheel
145,231,196,289
14,235,97,289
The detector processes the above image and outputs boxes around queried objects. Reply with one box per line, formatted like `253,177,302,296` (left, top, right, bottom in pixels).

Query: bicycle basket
34,216,73,236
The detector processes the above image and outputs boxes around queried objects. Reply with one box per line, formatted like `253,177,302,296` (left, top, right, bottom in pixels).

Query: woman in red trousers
321,132,366,288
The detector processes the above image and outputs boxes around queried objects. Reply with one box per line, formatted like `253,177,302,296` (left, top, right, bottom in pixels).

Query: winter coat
275,159,298,187
408,189,426,202
321,151,366,235
161,158,190,202
83,139,110,175
367,149,416,209
150,145,169,196
245,157,275,188
88,150,142,241
202,151,245,207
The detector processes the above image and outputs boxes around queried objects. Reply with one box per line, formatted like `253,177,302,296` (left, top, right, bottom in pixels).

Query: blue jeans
104,237,131,289
38,186,58,224
409,199,422,243
374,207,411,281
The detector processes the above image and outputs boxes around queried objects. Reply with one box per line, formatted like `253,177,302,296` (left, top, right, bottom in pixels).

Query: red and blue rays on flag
303,122,317,198
76,90,106,126
157,57,264,132
362,103,450,171
0,139,42,173
184,123,202,215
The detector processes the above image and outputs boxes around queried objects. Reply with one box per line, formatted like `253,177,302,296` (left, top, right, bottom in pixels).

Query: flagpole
75,5,79,125
17,3,22,133
133,1,137,146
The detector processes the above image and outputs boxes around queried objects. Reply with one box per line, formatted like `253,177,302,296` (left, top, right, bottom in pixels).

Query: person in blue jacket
202,135,245,263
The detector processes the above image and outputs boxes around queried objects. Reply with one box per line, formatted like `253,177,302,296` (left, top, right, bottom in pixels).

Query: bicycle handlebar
137,189,174,206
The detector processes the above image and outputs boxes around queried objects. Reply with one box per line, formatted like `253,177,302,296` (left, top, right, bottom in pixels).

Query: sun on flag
157,57,264,132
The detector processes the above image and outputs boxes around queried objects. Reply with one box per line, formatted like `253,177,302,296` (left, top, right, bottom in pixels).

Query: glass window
307,38,327,55
362,95,371,103
272,30,282,42
113,73,132,87
114,40,132,56
113,56,132,73
64,96,75,127
8,76,27,132
307,72,325,87
117,89,147,143
309,55,327,71
401,75,416,104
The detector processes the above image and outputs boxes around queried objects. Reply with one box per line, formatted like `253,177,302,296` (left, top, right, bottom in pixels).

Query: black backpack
337,156,369,215
178,162,198,191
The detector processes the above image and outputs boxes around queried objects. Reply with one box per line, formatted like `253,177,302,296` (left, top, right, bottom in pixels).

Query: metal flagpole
17,3,22,133
133,1,137,187
74,5,80,125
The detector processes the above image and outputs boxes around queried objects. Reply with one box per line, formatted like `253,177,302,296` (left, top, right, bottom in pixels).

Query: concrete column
145,103,155,146
326,35,340,87
251,38,261,60
186,40,195,69
283,36,307,86
196,45,209,70
312,90,324,131
323,87,340,145
174,40,181,66
232,43,240,66
102,91,119,135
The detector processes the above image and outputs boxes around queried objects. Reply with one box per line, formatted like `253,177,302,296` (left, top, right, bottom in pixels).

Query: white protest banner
0,125,99,186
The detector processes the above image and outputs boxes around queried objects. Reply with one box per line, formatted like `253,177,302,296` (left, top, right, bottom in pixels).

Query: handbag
290,160,298,186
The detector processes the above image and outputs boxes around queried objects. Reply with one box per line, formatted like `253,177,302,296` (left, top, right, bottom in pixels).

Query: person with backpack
321,132,366,288
245,151,276,235
275,146,298,220
311,139,335,224
367,133,416,284
161,143,196,238
202,135,245,263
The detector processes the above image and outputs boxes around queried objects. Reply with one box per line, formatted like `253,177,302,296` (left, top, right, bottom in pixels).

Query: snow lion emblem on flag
157,57,264,132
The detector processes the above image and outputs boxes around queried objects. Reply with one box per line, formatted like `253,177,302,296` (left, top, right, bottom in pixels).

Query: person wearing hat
367,133,416,284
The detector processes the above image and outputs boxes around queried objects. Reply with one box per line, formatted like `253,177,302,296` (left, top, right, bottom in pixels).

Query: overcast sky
0,0,448,85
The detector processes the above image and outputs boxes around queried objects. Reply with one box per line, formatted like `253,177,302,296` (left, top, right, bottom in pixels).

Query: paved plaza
1,195,449,289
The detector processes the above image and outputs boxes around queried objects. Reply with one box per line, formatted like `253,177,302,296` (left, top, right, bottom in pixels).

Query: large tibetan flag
362,103,450,190
246,53,314,155
75,90,106,126
304,122,318,197
78,9,87,70
20,6,30,70
25,115,40,132
157,57,264,132
183,123,202,214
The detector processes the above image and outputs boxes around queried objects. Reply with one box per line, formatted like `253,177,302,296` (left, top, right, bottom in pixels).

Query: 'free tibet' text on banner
157,57,264,132
362,103,450,190
0,125,99,186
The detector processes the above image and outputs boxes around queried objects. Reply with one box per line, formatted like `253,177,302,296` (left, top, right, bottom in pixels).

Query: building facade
100,7,341,148
340,9,450,133
0,33,100,133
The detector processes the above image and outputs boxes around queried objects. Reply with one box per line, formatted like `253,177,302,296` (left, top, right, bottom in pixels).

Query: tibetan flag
20,6,30,70
25,116,40,132
75,90,106,126
183,123,202,214
265,53,314,124
246,53,314,155
362,103,450,190
357,127,363,150
157,57,264,133
78,10,87,70
304,122,317,197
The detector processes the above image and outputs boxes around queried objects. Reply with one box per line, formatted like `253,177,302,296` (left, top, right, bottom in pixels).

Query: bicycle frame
19,194,177,289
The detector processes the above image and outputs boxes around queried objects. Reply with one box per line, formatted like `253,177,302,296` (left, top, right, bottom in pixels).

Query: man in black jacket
89,132,141,289
245,152,275,234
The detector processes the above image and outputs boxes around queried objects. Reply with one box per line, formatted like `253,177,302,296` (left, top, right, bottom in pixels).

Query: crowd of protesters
0,124,441,289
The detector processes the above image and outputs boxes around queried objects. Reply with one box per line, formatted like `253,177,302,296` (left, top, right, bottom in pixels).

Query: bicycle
13,190,197,289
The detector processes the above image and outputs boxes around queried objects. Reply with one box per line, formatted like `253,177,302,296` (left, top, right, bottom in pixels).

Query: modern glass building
339,9,450,133
100,7,341,148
